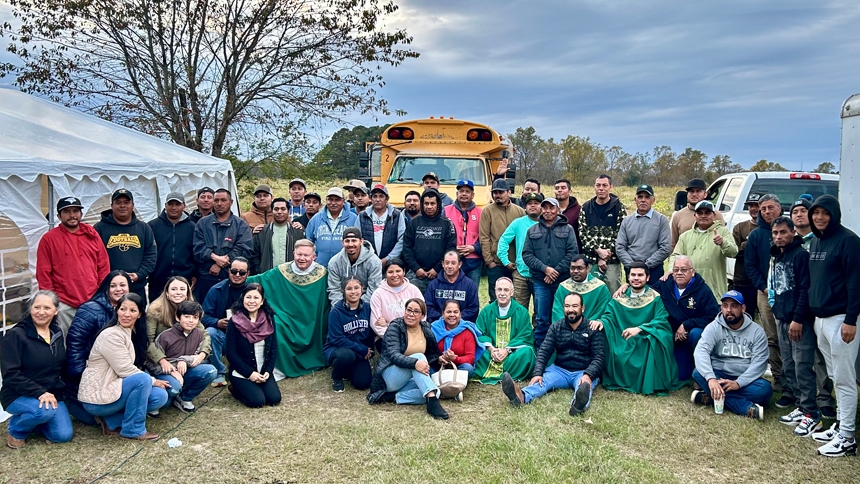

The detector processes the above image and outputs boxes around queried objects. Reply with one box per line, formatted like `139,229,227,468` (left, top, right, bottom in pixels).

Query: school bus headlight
467,129,492,141
388,127,414,140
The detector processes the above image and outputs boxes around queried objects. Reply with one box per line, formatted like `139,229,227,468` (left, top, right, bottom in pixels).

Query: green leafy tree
749,159,788,172
314,125,388,180
507,127,545,184
708,154,745,180
558,135,607,186
813,161,837,174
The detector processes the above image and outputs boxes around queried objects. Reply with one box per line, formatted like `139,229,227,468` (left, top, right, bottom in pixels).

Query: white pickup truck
673,171,840,282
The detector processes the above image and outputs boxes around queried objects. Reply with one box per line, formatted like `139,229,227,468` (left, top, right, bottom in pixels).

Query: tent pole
47,176,56,228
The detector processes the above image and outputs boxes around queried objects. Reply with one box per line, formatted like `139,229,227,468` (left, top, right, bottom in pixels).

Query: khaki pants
512,270,533,312
757,290,785,394
56,301,78,340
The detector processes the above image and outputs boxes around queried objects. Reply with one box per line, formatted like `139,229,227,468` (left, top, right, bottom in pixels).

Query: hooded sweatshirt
148,210,197,284
327,239,383,306
424,269,480,323
655,275,720,333
240,202,273,229
36,222,110,308
769,236,812,325
670,220,738,301
694,312,769,388
369,279,425,337
744,212,774,292
305,206,358,266
443,202,483,274
94,210,158,295
808,195,860,326
402,190,457,274
323,300,374,361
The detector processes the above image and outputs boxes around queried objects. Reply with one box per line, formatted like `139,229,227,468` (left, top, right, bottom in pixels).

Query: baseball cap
694,200,716,212
456,179,475,190
254,184,272,196
541,197,560,208
289,178,306,189
636,184,655,197
522,192,544,204
343,179,365,190
353,185,370,195
492,179,511,192
304,192,321,202
721,290,744,306
745,193,762,204
197,186,215,197
111,188,133,202
326,187,344,199
342,227,362,240
56,196,83,213
370,184,389,197
686,179,707,191
422,172,440,183
165,191,185,203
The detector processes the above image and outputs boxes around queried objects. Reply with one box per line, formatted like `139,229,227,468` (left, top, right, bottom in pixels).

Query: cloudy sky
341,0,860,170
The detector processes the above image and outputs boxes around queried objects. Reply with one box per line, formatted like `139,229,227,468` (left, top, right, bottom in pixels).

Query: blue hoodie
424,269,480,323
744,212,773,292
323,300,374,361
305,206,359,266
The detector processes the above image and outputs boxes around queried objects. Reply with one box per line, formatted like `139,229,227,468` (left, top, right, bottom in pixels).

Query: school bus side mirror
674,190,687,211
358,152,369,176
505,162,517,181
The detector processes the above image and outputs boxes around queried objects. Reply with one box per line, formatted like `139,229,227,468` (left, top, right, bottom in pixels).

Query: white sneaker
812,422,840,443
779,408,804,426
173,396,196,413
794,414,822,437
817,434,857,457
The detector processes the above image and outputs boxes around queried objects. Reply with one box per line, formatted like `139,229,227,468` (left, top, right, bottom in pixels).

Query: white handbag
431,361,469,399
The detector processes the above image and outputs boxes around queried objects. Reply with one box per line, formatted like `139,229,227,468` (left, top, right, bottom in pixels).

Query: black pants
230,375,281,408
194,275,223,304
733,284,758,321
327,347,372,390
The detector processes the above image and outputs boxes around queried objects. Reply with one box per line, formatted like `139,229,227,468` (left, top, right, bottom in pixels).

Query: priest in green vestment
473,278,536,384
553,255,612,323
590,262,681,395
247,239,329,379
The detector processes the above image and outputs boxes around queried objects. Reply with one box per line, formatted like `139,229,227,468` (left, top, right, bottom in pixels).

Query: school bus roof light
388,127,414,140
467,129,493,141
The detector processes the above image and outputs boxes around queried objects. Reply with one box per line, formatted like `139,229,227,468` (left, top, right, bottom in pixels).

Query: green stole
247,262,329,378
473,300,535,384
552,274,612,323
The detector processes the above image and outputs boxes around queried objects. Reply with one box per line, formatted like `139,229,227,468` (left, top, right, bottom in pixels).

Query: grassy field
5,182,859,482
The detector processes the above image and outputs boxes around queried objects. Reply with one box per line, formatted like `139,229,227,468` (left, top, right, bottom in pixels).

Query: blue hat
456,179,474,190
721,290,744,305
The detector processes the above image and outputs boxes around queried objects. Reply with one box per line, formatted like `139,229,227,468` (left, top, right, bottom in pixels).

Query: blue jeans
674,327,704,382
486,265,513,302
522,365,598,408
6,397,74,443
692,368,773,416
532,280,560,349
458,363,475,379
155,363,218,406
381,353,440,405
207,327,227,376
83,372,168,438
463,261,483,290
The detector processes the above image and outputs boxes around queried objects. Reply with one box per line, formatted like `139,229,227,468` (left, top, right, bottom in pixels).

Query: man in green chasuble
553,255,611,323
473,278,536,383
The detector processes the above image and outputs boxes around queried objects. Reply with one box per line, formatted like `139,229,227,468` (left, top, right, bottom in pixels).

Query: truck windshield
749,178,839,213
388,157,487,185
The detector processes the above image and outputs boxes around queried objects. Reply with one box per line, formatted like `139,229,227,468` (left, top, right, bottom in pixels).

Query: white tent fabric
0,89,237,422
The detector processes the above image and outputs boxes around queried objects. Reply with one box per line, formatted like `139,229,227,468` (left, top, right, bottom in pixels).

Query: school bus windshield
387,156,487,186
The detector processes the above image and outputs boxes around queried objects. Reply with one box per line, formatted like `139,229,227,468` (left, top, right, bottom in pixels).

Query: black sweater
0,317,66,409
94,210,158,294
534,318,606,381
808,195,860,326
770,237,812,325
148,210,196,282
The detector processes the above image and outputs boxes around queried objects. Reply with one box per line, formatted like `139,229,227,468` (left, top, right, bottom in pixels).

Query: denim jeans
776,319,818,416
83,372,168,439
457,363,475,379
406,271,431,295
522,365,598,409
674,327,704,381
155,363,218,406
381,353,439,405
486,265,513,302
532,279,560,349
692,368,773,416
6,397,74,443
464,262,483,290
206,327,227,377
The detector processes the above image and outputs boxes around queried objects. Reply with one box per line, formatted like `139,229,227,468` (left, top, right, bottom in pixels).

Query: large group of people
2,174,857,459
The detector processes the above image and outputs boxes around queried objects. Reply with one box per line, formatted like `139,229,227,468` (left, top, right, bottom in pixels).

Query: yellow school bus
359,118,515,207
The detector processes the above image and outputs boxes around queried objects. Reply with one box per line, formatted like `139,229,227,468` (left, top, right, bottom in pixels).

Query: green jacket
670,221,738,300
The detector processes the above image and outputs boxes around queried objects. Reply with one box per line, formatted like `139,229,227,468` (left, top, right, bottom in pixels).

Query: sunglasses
230,269,248,276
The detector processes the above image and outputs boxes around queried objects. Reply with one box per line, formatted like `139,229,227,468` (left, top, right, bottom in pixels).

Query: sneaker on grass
211,376,227,387
779,408,804,426
690,390,711,406
794,414,822,437
819,405,837,420
817,434,857,457
173,396,195,413
568,381,591,416
746,404,764,421
812,422,840,443
332,379,345,393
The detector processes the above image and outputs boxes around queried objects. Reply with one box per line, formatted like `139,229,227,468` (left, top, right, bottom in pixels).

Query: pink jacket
443,203,482,260
369,279,424,337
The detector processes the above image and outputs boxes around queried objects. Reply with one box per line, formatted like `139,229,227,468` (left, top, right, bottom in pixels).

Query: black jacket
534,318,605,381
94,210,158,294
522,214,578,282
0,316,66,409
770,236,812,325
744,213,774,292
148,210,197,283
249,222,306,274
402,191,456,274
368,318,441,394
808,195,860,326
655,275,720,333
225,313,278,378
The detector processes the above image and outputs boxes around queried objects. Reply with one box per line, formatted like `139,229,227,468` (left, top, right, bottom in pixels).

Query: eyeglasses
230,269,248,276
672,268,692,274
404,308,423,315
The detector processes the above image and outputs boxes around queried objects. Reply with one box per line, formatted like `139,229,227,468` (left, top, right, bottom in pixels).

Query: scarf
232,310,274,344
430,318,485,363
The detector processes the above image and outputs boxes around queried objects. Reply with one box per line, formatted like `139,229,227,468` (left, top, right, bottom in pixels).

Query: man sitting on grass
691,291,772,420
501,292,606,416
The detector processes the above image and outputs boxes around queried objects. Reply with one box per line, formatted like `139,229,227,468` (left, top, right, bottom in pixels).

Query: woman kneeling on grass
366,298,449,420
324,277,375,393
225,283,281,408
79,294,169,441
2,290,73,449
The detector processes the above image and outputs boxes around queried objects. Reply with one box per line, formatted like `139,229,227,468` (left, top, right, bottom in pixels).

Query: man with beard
147,192,197,301
481,179,526,302
579,175,626,294
402,189,457,294
327,228,382,306
555,178,582,252
287,178,307,221
241,184,275,235
424,251,479,323
294,192,321,229
731,193,761,321
522,197,578,349
498,193,543,311
443,180,483,288
473,278,536,384
193,188,253,302
305,187,358,266
37,196,110,335
189,187,215,223
514,178,541,208
552,255,612,325
403,191,421,223
202,257,250,386
691,291,772,421
354,184,405,266
247,239,330,380
590,263,681,395
502,292,606,416
670,178,724,248
250,197,306,274
616,185,671,284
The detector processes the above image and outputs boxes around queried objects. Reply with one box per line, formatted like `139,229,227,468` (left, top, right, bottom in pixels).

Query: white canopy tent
0,89,237,421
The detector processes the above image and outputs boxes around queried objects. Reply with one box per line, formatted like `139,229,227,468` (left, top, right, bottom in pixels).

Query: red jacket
36,223,110,307
437,330,476,366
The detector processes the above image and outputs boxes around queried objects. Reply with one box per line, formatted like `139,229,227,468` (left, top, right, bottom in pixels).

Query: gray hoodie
693,312,768,388
327,240,383,306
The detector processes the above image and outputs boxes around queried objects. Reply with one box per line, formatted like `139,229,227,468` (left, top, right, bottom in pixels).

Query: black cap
197,187,215,197
792,199,812,212
342,227,362,240
522,192,544,204
304,191,321,202
492,179,511,192
422,172,440,183
56,196,83,213
636,184,655,196
686,179,707,191
111,188,133,202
